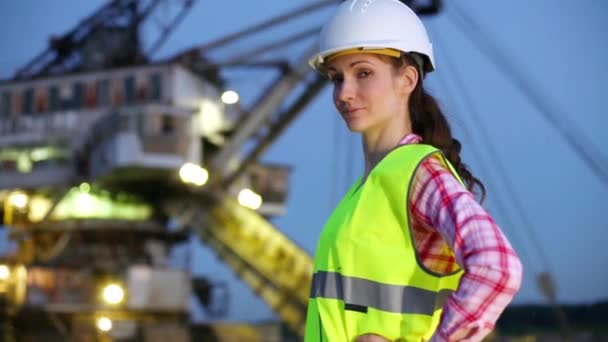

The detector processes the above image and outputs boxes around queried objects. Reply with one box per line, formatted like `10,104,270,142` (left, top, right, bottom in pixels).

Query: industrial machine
0,1,441,340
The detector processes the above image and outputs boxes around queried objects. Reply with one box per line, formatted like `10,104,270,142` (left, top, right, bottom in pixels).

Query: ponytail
396,55,486,202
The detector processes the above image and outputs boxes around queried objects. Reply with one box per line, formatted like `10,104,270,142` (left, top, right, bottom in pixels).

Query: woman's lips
342,108,362,118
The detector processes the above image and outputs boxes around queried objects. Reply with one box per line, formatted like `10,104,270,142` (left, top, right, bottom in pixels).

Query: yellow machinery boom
167,196,313,336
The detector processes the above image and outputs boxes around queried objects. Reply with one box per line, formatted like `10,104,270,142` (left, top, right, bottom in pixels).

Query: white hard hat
309,0,435,74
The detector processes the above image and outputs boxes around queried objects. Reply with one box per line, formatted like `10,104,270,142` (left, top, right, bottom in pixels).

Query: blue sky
1,1,607,323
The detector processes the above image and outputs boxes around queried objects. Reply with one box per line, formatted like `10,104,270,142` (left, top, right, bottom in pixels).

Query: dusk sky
1,1,606,323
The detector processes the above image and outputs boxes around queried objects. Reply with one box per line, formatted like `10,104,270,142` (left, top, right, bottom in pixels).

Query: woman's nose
335,78,356,103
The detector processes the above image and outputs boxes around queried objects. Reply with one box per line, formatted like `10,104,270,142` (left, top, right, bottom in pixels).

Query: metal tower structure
0,0,442,340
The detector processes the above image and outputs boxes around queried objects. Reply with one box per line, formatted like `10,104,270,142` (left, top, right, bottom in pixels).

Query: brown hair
394,54,486,202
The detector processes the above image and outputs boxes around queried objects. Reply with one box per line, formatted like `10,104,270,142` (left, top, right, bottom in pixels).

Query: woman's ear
398,64,419,96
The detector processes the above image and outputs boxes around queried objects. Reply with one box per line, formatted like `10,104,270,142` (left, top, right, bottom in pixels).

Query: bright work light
238,188,263,210
179,163,209,186
9,192,28,209
221,90,239,104
102,283,124,305
0,265,9,280
96,316,112,332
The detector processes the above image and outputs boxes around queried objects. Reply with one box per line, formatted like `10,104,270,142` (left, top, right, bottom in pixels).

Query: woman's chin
344,120,367,133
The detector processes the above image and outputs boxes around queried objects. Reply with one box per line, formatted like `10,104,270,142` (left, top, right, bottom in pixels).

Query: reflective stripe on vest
310,271,453,315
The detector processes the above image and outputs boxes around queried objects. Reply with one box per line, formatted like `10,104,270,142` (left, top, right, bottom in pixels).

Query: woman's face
326,53,413,135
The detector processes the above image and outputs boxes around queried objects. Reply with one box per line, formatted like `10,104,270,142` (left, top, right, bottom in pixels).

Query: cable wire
428,22,552,274
445,1,608,188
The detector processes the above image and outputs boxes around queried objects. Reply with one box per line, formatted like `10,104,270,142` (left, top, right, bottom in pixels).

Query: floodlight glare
238,188,263,210
221,90,239,104
179,163,209,186
79,182,91,193
0,265,9,280
9,192,28,209
96,316,112,332
102,283,125,305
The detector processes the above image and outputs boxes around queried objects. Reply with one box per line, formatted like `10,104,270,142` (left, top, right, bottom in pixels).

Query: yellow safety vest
305,144,464,342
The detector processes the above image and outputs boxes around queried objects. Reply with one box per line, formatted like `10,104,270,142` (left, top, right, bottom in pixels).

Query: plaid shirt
402,134,523,341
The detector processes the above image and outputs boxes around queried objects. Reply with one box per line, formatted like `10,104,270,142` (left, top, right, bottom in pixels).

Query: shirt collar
398,133,422,145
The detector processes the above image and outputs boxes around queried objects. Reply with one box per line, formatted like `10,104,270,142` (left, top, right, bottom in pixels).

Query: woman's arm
410,156,523,341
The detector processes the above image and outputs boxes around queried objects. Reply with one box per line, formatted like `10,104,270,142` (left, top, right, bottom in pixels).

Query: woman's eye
357,70,370,78
329,75,343,84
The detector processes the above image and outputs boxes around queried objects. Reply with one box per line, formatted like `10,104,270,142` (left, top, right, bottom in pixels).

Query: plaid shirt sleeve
410,156,523,342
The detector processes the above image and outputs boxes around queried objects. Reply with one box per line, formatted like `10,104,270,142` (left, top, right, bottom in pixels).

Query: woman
305,1,523,341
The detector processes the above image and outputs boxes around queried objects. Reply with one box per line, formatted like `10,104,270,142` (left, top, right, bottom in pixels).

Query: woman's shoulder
412,152,467,194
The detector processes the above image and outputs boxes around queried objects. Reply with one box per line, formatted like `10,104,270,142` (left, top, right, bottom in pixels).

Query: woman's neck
361,122,411,180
